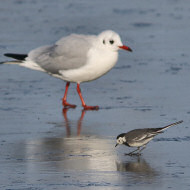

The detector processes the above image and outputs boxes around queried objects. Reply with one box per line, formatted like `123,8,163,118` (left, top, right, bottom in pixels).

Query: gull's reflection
25,136,116,171
62,108,85,136
11,109,161,186
23,109,117,172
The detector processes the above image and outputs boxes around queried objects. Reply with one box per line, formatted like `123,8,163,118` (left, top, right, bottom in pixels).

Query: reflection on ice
23,109,117,171
8,109,161,187
25,136,117,171
116,157,157,175
116,157,159,184
62,108,85,136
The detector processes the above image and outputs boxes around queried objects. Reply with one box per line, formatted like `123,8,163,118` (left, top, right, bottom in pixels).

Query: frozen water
1,0,190,189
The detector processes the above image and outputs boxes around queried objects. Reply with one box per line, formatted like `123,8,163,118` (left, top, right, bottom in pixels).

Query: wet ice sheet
1,109,190,190
1,0,190,189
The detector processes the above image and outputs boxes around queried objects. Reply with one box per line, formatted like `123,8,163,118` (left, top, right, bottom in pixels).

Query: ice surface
0,0,190,189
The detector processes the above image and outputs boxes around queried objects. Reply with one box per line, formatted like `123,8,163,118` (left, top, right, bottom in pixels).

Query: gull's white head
97,30,132,52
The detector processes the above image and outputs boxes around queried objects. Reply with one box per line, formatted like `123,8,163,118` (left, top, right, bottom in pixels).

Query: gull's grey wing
27,34,93,74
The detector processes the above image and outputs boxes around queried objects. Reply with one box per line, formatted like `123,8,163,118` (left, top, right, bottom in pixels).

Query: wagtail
115,120,183,156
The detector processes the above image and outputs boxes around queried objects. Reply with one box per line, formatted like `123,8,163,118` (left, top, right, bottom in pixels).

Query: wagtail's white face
115,136,126,147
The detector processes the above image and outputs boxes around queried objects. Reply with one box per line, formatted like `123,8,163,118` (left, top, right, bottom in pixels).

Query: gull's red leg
76,83,99,110
62,82,76,108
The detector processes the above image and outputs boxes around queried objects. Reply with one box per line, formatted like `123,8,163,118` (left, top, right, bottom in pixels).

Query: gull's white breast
59,48,118,83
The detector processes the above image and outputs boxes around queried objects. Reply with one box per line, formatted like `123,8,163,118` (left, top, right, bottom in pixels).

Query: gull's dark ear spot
103,40,106,44
109,40,114,45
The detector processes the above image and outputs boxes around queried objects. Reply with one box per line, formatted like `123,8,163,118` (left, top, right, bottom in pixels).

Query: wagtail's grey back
115,120,183,156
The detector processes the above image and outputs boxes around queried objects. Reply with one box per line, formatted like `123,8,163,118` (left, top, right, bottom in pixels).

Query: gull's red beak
119,45,132,52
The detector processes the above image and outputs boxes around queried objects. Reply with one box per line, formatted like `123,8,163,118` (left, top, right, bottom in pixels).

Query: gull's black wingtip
4,53,27,60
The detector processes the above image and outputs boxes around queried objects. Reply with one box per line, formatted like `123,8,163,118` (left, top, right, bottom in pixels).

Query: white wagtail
115,120,183,156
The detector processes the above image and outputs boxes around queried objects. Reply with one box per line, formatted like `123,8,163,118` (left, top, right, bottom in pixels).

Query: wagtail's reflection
116,157,158,177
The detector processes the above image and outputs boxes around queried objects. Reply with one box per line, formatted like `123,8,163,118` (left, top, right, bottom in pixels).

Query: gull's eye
109,40,114,44
103,40,106,44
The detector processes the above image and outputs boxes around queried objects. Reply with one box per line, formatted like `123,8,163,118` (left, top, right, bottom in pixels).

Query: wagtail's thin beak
115,143,118,147
119,45,132,52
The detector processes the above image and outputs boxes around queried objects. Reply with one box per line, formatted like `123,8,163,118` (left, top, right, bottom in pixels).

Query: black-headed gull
4,30,132,110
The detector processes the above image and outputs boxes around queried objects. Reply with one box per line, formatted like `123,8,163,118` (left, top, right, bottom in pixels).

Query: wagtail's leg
125,147,140,156
139,145,146,153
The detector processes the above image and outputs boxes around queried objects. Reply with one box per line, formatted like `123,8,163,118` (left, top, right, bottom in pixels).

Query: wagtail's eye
103,40,106,44
109,40,114,44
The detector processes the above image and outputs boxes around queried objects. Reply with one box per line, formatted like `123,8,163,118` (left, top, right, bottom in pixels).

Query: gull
3,30,132,110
